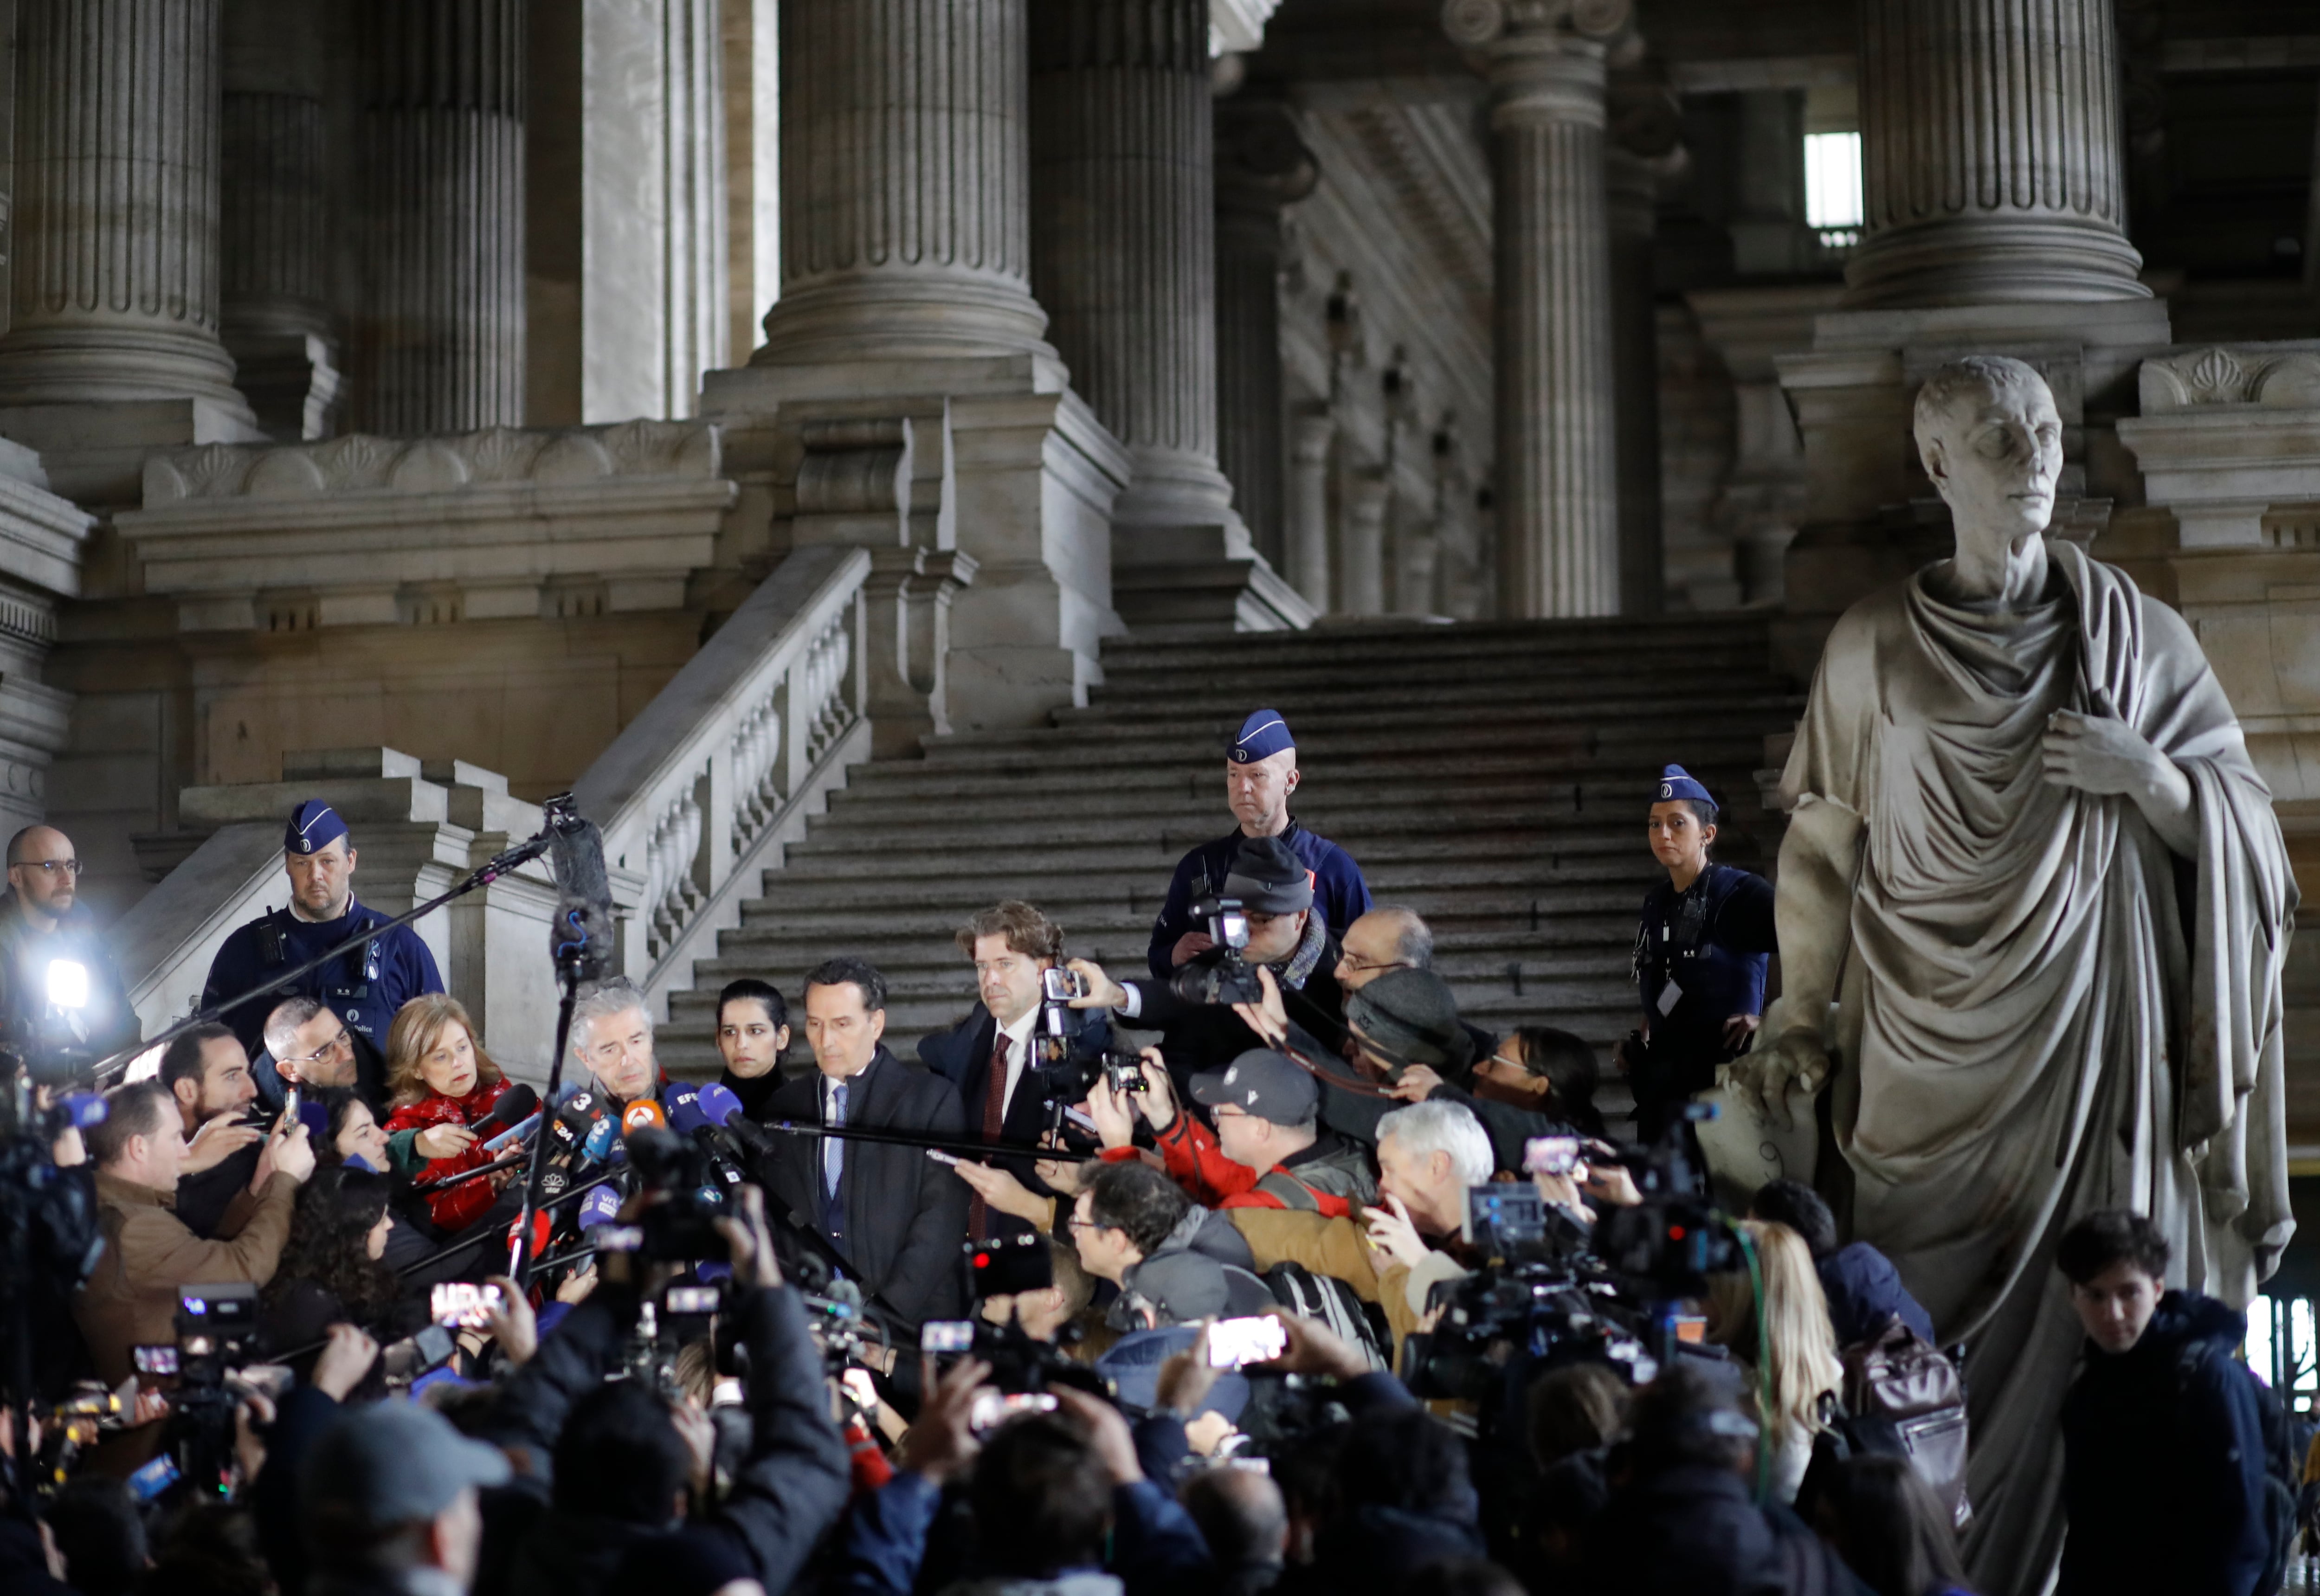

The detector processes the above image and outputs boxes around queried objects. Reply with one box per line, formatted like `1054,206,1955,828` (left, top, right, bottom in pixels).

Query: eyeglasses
283,1026,352,1067
13,860,80,877
1337,954,1412,976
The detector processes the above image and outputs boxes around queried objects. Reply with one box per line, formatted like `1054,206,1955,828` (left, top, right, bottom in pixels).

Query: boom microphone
544,794,615,982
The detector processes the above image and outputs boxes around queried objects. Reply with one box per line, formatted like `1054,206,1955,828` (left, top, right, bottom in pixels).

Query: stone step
728,891,1645,935
1096,616,1773,672
792,810,1668,857
919,719,1779,766
1055,686,1799,732
778,824,1667,874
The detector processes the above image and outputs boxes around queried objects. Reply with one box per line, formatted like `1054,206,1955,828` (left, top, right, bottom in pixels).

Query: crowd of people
0,709,2289,1596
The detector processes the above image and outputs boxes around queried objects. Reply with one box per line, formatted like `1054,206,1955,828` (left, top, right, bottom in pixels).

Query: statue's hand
1731,1028,1830,1132
2041,698,2165,798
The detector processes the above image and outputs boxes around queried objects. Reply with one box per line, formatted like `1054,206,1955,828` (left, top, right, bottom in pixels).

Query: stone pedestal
221,0,341,440
351,0,526,434
1847,0,2146,309
1028,0,1307,635
1214,101,1319,574
721,0,1134,728
1446,0,1625,619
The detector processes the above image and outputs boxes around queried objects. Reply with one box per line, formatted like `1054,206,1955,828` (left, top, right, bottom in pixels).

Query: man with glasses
1334,906,1497,1064
202,799,444,1110
0,824,138,1061
262,994,385,1110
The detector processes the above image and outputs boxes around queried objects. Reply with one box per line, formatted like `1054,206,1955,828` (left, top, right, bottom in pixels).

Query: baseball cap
1221,834,1314,916
306,1399,512,1528
1191,1049,1320,1127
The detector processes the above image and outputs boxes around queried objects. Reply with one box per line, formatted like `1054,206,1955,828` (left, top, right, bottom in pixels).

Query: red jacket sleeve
1154,1113,1262,1207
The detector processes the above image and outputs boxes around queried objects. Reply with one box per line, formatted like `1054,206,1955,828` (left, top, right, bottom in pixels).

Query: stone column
1029,0,1228,527
1286,409,1335,611
1340,474,1389,616
759,0,1051,363
1446,0,1625,619
221,0,340,440
1606,77,1681,616
1214,101,1319,572
1846,0,2146,307
351,0,527,434
0,0,255,419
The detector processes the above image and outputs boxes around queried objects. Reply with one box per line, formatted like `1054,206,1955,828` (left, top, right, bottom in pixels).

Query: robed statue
1734,355,2297,1595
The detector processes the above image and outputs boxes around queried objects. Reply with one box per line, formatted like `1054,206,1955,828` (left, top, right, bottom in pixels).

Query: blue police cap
285,799,349,855
1230,708,1295,765
1655,765,1714,806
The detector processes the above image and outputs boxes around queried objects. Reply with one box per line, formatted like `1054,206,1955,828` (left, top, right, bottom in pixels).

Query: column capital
1444,0,1622,127
1215,101,1320,216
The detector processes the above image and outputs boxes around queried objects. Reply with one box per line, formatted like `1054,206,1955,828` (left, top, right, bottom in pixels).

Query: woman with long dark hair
1472,1025,1608,1139
259,1164,418,1382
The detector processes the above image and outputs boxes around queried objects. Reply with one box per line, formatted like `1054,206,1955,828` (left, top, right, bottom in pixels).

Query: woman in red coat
380,993,512,1233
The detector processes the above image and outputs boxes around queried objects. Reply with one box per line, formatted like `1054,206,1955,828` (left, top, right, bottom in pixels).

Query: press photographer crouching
1070,1161,1273,1330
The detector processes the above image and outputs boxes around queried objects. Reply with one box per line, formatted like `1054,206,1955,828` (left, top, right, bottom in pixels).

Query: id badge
1656,979,1682,1017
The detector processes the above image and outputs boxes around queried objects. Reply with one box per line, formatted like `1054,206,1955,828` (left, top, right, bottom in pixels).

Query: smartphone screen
921,1319,975,1354
1523,1136,1581,1177
969,1391,1057,1431
665,1285,721,1315
429,1282,504,1329
1205,1316,1289,1369
131,1345,179,1377
127,1452,179,1503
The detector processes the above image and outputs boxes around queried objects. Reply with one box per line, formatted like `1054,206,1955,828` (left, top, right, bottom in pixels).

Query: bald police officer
1626,764,1776,1147
199,800,445,1109
1147,708,1372,979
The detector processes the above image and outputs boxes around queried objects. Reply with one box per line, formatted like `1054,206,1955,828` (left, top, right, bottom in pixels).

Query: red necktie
969,1035,1010,1238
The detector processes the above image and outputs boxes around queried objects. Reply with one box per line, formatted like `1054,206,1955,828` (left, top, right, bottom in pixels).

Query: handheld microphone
621,1099,668,1135
696,1081,778,1160
473,1083,541,1137
583,1117,623,1164
544,797,616,982
666,1085,710,1136
577,1187,624,1231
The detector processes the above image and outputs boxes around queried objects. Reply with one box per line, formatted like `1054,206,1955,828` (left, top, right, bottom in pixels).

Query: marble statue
1734,355,2297,1595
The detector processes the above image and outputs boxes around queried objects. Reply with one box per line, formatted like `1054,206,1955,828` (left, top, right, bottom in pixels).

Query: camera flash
45,959,88,1010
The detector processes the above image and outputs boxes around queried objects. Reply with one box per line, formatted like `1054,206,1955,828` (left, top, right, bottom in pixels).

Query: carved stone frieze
143,420,723,504
2137,346,2320,413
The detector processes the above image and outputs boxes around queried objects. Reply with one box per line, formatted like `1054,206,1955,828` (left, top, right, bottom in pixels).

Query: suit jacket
916,1004,1094,1243
758,1048,969,1325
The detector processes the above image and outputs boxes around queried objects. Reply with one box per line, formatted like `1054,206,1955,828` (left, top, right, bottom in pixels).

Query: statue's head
1912,356,2062,552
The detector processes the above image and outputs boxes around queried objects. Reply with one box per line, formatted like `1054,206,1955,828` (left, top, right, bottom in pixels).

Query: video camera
1166,895,1263,1006
593,1124,732,1264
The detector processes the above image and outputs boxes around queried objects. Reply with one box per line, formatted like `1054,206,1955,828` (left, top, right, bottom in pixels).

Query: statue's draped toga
1779,541,2296,1592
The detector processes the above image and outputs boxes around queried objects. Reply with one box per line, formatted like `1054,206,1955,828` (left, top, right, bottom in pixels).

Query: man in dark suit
917,901,1115,1242
760,956,968,1326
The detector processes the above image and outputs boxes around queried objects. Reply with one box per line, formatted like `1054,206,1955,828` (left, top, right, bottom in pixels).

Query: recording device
1463,1184,1549,1255
970,1390,1057,1432
922,1320,976,1354
544,793,616,982
599,1124,732,1262
665,1284,722,1316
132,1344,180,1377
430,1282,505,1329
280,1086,300,1128
1205,1316,1288,1370
1524,1136,1581,1177
1167,895,1263,1005
966,1232,1053,1298
1040,968,1087,1003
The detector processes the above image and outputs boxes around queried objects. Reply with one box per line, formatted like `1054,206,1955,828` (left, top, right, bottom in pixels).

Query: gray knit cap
1347,967,1474,1073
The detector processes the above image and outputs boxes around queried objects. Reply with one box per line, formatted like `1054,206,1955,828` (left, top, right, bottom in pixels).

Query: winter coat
383,1076,512,1233
1816,1242,1936,1349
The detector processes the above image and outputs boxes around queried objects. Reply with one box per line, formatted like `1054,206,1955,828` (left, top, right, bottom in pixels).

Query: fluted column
1286,410,1335,611
1605,77,1681,615
0,0,254,417
1846,0,2146,307
221,0,339,439
1341,474,1389,616
351,0,526,434
1031,0,1231,527
760,0,1050,363
1447,0,1624,619
1215,101,1319,570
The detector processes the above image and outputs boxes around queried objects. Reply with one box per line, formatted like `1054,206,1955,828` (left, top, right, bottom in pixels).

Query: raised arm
1730,794,1864,1129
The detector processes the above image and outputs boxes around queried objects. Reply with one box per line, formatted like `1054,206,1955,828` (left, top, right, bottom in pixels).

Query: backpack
1263,1260,1390,1372
1806,1317,1972,1529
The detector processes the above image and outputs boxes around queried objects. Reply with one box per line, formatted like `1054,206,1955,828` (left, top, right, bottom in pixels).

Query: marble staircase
651,614,1804,1078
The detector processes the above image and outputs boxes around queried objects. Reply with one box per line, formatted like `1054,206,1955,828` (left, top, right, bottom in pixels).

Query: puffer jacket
383,1076,512,1232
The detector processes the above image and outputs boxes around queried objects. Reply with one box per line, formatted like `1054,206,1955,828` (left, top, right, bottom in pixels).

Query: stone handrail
571,544,872,1003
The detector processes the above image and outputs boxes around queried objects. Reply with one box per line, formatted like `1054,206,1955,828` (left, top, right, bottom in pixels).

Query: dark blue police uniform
1630,767,1776,1145
200,801,445,1107
1147,709,1372,978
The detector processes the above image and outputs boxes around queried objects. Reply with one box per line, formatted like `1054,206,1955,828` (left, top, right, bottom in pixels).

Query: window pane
1804,130,1865,235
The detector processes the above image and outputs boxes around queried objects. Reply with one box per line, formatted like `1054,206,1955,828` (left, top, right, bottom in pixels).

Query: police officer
1626,765,1776,1148
1147,708,1372,979
200,800,445,1109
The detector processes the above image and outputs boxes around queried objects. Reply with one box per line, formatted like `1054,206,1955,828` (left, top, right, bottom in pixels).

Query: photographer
1089,1048,1374,1217
840,1356,1214,1596
1070,836,1347,1097
1229,1100,1492,1362
1070,1162,1273,1328
921,902,1115,1242
162,1022,272,1239
475,1184,852,1596
76,1078,312,1391
263,996,386,1113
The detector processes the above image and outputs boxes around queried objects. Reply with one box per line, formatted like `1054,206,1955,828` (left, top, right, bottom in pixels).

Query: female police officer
1624,765,1777,1150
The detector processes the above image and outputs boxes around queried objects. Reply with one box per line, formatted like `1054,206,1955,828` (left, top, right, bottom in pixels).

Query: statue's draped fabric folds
1780,538,2296,1584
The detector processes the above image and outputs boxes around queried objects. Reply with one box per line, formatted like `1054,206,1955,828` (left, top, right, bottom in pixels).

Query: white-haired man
1223,1098,1494,1361
566,979,662,1108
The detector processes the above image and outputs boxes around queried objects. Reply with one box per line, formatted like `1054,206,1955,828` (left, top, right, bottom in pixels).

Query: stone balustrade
571,544,871,1005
